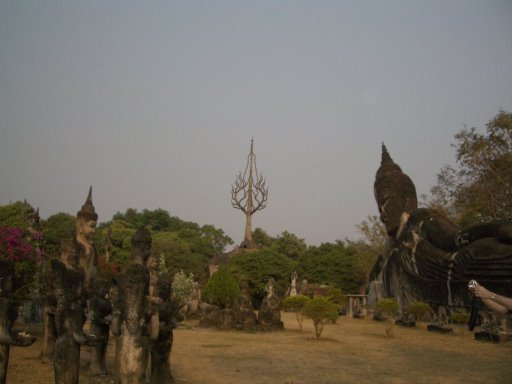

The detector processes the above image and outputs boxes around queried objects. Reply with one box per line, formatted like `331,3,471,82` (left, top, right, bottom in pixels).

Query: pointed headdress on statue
374,144,418,236
77,186,98,221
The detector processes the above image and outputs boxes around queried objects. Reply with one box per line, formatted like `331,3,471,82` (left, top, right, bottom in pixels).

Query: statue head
156,272,171,300
76,186,98,239
131,226,152,264
374,144,418,237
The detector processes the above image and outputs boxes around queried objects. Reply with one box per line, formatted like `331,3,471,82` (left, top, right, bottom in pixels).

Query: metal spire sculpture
231,139,268,248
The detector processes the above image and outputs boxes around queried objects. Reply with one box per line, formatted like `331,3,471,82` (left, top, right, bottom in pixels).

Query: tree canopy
428,110,512,226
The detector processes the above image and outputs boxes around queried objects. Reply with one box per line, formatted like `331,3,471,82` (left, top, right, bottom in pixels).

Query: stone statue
257,278,283,330
76,186,98,290
0,259,36,384
369,144,512,312
111,227,159,384
235,281,257,330
86,276,112,376
150,273,181,384
50,237,96,384
290,271,298,297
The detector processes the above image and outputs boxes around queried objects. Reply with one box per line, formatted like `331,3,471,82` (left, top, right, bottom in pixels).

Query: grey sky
1,1,511,247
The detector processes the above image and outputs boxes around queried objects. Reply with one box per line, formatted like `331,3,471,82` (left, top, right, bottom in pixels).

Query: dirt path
8,313,512,384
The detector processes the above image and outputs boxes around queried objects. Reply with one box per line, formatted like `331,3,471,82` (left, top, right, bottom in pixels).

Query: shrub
450,312,470,325
376,298,400,337
303,296,338,338
172,270,197,305
407,301,432,322
201,267,240,308
282,295,310,331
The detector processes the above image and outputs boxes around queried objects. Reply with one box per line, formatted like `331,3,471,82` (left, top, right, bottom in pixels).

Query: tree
201,267,240,308
297,241,359,294
348,215,387,293
376,298,400,337
42,212,75,257
282,295,310,331
303,296,338,339
231,140,268,248
252,227,274,247
428,110,512,226
272,231,307,260
229,248,297,306
152,232,209,280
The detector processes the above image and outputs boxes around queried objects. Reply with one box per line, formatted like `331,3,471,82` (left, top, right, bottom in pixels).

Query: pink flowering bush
0,226,43,302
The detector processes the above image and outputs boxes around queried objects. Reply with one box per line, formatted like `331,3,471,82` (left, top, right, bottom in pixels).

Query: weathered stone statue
50,237,95,384
235,281,257,330
257,278,283,330
76,186,98,290
289,271,298,297
0,259,36,384
86,276,111,376
150,273,181,384
369,144,512,312
111,227,159,384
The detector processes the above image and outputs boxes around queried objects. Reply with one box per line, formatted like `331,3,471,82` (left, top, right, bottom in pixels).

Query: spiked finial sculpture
231,139,268,248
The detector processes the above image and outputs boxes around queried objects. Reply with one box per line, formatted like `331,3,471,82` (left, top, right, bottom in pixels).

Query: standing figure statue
0,259,36,384
50,237,96,384
86,276,112,376
290,271,298,297
257,278,284,330
76,186,98,291
111,227,159,384
369,144,512,313
150,273,181,384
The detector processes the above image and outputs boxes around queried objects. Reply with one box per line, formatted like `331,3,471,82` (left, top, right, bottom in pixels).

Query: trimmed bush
202,267,240,308
282,295,310,331
376,298,400,337
303,297,338,338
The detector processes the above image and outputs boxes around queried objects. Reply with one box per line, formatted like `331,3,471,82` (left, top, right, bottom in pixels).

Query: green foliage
376,298,400,337
376,298,400,315
303,296,339,338
282,295,310,331
428,110,512,225
42,212,76,257
202,267,240,308
253,227,274,247
0,201,33,229
326,287,345,306
407,301,432,321
450,312,470,325
229,248,297,306
152,232,209,281
297,241,359,294
100,209,232,278
271,231,307,260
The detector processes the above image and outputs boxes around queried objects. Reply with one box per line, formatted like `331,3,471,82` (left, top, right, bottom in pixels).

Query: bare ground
8,312,512,384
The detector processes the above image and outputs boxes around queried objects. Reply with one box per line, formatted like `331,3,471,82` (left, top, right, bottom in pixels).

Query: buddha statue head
374,144,418,237
76,186,98,241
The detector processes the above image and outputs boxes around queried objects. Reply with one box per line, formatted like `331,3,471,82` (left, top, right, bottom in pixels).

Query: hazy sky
1,1,511,247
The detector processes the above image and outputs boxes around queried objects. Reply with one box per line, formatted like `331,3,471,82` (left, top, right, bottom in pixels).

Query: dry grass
8,312,512,384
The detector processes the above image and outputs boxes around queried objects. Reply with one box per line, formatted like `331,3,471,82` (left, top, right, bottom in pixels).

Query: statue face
78,219,97,238
377,191,406,237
